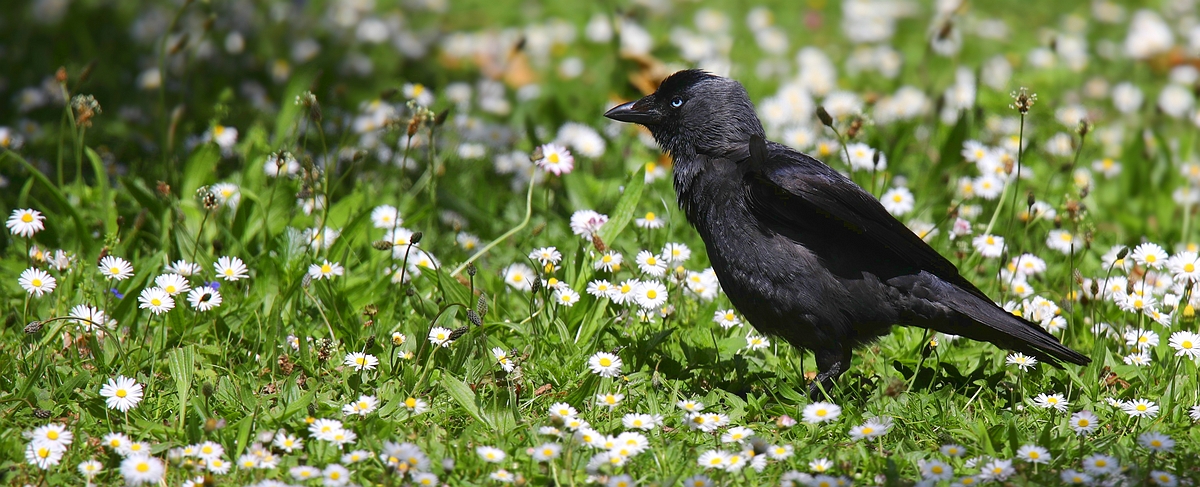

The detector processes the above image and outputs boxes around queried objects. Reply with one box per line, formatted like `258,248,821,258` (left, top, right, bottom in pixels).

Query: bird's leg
808,348,852,399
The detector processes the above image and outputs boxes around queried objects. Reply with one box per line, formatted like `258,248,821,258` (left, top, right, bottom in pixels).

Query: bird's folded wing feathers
741,143,992,302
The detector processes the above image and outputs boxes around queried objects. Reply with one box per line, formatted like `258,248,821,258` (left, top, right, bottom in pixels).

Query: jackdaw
604,70,1089,397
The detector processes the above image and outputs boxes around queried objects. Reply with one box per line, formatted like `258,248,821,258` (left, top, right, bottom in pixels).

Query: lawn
2,0,1199,485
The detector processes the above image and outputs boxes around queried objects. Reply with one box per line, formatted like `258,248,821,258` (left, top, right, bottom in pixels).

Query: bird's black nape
654,69,719,96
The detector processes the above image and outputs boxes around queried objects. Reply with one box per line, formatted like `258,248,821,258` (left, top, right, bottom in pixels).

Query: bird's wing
740,141,990,300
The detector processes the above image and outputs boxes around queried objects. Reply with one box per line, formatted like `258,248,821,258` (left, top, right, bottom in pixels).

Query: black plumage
604,70,1089,396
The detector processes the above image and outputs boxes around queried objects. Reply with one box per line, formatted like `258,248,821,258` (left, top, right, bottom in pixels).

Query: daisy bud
1090,280,1100,297
1027,191,1036,208
410,232,423,244
530,146,544,163
203,382,215,398
816,106,833,127
1116,246,1129,260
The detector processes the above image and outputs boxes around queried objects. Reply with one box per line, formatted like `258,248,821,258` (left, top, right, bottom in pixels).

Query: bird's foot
807,348,851,400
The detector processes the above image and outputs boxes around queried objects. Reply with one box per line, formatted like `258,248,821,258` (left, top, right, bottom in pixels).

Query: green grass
2,0,1200,485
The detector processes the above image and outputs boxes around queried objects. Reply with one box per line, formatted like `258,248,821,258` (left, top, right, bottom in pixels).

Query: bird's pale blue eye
671,97,684,108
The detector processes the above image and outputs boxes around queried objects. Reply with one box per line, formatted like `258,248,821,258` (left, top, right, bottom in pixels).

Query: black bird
604,70,1090,397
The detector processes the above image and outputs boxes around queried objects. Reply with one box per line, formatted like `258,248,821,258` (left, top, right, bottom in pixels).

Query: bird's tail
941,287,1090,367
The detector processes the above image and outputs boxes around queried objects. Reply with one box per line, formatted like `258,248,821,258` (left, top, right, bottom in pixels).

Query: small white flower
744,334,770,350
213,256,249,281
7,208,46,237
588,352,622,377
1121,398,1160,418
154,273,191,296
801,402,842,423
18,268,56,297
633,280,667,309
308,260,344,280
428,327,453,347
100,375,144,412
972,234,1005,258
493,347,515,373
186,286,223,311
536,143,574,175
99,256,135,281
553,287,581,307
879,187,915,215
138,287,175,315
343,352,378,371
1005,352,1038,371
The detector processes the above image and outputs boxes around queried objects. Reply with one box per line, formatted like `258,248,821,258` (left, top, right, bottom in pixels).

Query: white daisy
18,268,56,297
138,287,174,314
99,375,144,412
186,286,223,311
308,260,344,280
213,256,249,281
7,208,46,237
99,256,135,281
154,273,191,296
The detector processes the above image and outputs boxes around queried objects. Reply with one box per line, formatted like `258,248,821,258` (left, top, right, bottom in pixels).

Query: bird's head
604,70,764,159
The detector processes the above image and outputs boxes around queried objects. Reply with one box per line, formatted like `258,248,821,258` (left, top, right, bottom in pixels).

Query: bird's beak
604,99,659,125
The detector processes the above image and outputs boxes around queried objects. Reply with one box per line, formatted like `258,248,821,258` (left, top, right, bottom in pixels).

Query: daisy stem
301,285,336,340
450,176,536,277
262,175,279,247
315,116,333,245
1169,356,1182,408
189,208,211,267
